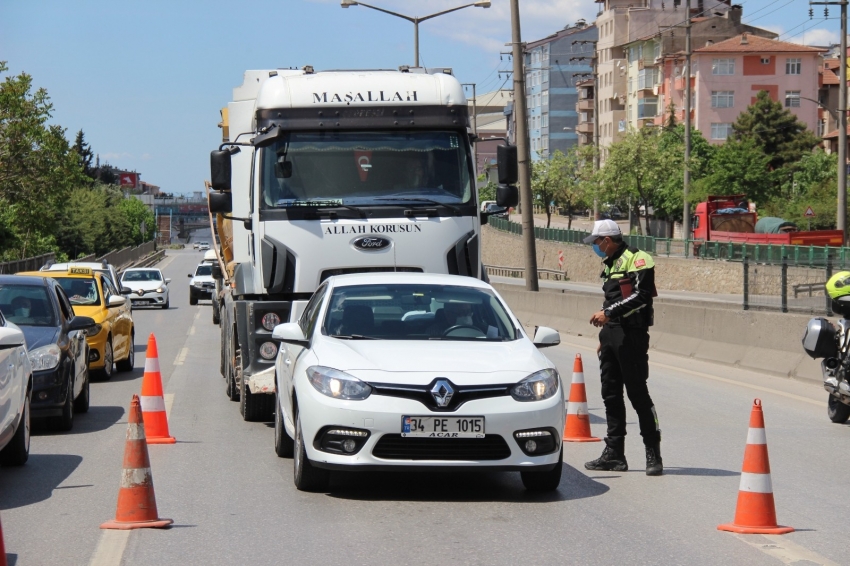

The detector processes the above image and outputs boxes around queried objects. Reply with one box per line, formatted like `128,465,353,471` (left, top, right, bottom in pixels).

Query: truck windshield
260,131,472,208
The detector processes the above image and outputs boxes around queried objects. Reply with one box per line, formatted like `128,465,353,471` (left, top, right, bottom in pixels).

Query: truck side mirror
209,191,233,213
497,144,518,185
496,184,519,209
210,149,233,191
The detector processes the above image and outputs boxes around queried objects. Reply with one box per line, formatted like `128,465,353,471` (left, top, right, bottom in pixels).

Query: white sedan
272,273,564,492
0,314,32,466
120,268,170,309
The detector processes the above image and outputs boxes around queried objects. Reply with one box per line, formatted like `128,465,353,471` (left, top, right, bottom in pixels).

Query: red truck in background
692,195,845,250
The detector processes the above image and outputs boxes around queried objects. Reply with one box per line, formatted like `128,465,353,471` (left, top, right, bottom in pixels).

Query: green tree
72,129,96,180
692,138,774,206
766,149,839,229
654,125,715,222
119,196,156,244
531,150,573,228
732,90,820,172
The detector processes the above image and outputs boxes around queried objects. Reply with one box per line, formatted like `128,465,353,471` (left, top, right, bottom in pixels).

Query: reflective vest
601,244,656,327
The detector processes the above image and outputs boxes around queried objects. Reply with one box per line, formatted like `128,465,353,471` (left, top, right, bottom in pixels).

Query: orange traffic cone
1,513,7,566
563,354,601,442
101,395,173,530
718,399,793,535
140,334,175,444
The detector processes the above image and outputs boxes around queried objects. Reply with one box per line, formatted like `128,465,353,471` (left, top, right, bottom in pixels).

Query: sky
0,0,840,195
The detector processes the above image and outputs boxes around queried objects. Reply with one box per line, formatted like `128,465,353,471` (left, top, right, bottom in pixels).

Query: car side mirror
165,278,172,284
107,295,127,308
120,287,132,294
188,274,193,278
271,322,308,346
532,326,560,348
496,184,519,209
210,149,233,191
497,144,518,185
68,315,96,331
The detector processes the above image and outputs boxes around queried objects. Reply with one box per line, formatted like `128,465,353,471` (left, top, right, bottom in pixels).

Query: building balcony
578,99,595,111
576,121,594,134
673,76,695,91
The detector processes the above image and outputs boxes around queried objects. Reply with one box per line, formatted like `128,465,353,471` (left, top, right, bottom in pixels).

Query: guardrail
100,241,156,270
0,253,57,274
488,216,850,268
484,264,568,281
0,241,158,275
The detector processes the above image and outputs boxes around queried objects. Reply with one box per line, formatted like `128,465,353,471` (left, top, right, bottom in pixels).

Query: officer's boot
584,444,628,472
645,442,663,476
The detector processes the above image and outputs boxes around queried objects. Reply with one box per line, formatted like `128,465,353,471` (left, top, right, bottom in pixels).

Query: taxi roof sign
69,267,93,275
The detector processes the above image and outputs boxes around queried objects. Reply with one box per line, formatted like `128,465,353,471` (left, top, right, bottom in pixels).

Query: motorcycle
803,316,850,423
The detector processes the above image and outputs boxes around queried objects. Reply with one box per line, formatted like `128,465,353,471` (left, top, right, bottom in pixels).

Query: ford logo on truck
352,236,391,251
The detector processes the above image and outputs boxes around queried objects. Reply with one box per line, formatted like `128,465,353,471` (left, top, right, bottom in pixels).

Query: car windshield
260,131,472,208
322,283,517,341
55,277,101,306
122,270,162,282
195,265,212,276
0,285,55,327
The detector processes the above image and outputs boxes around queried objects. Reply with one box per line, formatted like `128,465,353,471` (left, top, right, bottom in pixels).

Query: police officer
583,219,662,476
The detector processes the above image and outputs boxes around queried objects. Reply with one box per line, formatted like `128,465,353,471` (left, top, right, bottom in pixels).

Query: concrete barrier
494,284,824,385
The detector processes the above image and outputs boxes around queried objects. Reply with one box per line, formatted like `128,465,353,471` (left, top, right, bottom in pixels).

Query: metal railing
99,241,156,270
742,257,834,315
0,253,57,274
484,264,568,281
488,217,850,267
0,241,158,276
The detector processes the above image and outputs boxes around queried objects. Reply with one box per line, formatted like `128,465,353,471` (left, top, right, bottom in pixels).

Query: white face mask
456,315,473,326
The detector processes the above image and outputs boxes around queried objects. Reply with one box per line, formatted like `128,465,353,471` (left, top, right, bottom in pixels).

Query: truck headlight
306,366,371,400
29,344,61,371
510,368,559,402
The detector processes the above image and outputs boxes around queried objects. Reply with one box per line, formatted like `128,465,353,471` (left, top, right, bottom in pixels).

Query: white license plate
401,416,485,438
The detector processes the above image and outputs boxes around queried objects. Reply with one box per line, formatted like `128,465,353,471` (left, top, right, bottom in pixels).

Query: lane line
733,534,839,566
164,393,174,418
189,326,195,335
559,339,821,407
174,347,188,366
88,530,130,566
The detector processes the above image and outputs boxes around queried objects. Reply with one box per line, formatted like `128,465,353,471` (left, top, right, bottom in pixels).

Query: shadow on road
32,405,124,436
5,554,16,566
326,462,609,503
661,467,739,477
95,367,143,384
0,454,83,510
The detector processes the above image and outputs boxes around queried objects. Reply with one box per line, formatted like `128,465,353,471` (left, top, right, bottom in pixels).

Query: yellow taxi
18,266,135,379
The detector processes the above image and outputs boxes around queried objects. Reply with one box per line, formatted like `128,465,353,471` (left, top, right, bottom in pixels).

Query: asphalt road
2,248,848,566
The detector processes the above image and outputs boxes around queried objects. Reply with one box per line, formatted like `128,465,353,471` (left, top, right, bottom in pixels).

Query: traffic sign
804,206,816,218
558,250,564,270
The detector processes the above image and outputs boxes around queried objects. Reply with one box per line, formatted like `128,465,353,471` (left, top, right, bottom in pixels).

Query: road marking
164,393,174,418
189,325,195,335
88,530,130,566
194,309,201,321
733,534,839,566
559,339,821,407
174,347,188,366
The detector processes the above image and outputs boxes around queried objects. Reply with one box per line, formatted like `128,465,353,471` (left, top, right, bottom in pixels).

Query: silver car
0,313,32,466
120,268,171,309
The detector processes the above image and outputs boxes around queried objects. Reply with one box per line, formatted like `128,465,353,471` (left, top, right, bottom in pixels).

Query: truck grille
320,267,422,283
372,434,511,461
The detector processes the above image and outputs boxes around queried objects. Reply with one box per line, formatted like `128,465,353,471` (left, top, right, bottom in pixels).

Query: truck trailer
206,66,517,420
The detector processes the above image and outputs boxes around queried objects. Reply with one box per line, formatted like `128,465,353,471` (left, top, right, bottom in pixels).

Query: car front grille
372,434,511,461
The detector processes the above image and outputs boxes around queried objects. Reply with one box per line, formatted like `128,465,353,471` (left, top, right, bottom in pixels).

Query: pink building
661,33,825,144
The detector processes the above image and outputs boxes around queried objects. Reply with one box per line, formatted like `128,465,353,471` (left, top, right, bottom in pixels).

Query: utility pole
811,0,848,236
510,0,538,291
683,0,692,249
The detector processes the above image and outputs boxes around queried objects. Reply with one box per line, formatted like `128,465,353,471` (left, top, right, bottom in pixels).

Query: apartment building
575,78,595,147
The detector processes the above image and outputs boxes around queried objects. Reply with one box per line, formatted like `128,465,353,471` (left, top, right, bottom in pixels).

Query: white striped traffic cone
718,399,793,534
140,334,175,444
563,354,600,442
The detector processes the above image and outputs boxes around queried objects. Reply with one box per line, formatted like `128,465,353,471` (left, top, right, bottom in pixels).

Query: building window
638,68,658,90
711,91,735,108
628,104,633,121
543,69,549,83
711,123,733,140
785,90,801,107
712,58,735,75
628,48,638,64
637,97,658,118
542,136,549,150
542,91,548,107
786,58,801,75
654,41,662,60
542,113,549,127
760,57,770,65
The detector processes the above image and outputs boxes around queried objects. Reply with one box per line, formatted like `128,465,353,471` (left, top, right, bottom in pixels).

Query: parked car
120,268,170,309
0,275,94,432
20,267,135,380
41,261,124,294
484,203,508,219
272,272,564,492
188,263,215,305
0,313,31,464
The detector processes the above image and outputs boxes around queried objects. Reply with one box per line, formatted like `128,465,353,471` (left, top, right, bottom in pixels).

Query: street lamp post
341,0,491,67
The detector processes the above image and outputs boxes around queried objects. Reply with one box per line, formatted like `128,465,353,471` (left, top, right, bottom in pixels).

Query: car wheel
162,297,170,310
274,390,295,458
100,338,114,380
52,375,75,432
293,404,329,492
73,368,90,414
117,332,135,372
827,395,850,423
226,352,240,402
189,290,198,306
241,375,274,422
212,303,220,325
0,388,30,466
520,448,563,492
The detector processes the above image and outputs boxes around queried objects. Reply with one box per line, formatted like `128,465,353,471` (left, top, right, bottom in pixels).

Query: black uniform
598,242,660,452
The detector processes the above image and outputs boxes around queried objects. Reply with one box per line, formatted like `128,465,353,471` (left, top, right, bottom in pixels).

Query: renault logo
430,379,454,408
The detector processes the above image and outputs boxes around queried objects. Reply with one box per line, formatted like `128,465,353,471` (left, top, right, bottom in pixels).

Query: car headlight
510,368,559,402
306,366,371,400
156,287,164,293
193,281,203,287
84,323,103,337
29,344,61,371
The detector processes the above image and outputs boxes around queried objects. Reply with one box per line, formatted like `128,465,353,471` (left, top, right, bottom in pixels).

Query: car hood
310,337,552,383
122,281,164,291
19,325,60,350
72,305,106,322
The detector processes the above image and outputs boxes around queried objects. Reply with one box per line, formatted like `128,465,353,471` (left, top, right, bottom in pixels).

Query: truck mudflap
246,366,276,395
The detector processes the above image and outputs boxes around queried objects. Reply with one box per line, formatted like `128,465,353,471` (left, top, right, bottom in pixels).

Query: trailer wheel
226,350,240,402
827,394,850,423
241,377,275,422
